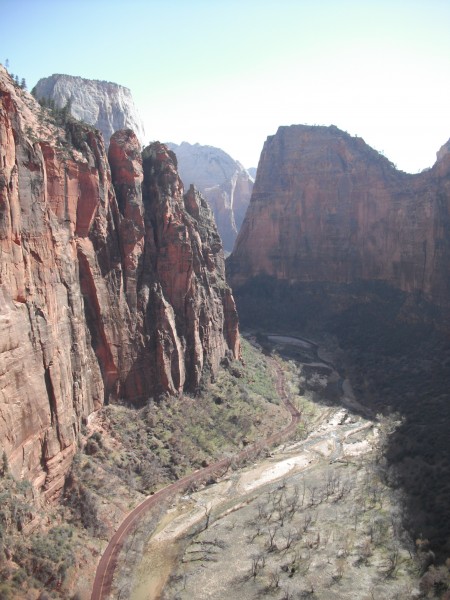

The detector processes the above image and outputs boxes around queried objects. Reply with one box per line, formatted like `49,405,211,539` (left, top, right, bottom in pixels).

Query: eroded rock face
32,74,146,146
228,124,450,313
0,66,239,498
119,141,241,399
167,142,254,253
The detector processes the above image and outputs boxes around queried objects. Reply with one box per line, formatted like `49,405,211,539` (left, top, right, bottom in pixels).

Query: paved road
91,361,300,600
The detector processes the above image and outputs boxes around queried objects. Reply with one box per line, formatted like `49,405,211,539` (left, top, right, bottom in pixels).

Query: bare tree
281,587,294,600
248,522,263,543
250,553,265,580
308,485,318,507
283,528,295,551
203,506,211,531
302,512,313,533
266,527,279,552
257,501,268,521
269,567,280,589
382,545,399,579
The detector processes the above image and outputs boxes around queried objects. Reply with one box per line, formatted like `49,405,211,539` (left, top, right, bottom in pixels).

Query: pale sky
2,0,450,172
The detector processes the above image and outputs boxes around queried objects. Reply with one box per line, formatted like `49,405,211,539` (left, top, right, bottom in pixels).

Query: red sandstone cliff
228,125,450,309
0,66,239,498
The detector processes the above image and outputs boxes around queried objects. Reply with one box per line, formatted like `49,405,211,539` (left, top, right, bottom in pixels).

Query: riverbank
109,335,421,599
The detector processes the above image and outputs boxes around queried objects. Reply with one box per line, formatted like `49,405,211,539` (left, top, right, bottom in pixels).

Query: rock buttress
0,65,239,498
228,124,450,313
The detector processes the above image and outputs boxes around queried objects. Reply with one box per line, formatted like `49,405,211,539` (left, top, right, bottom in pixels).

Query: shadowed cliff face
227,124,450,560
0,66,239,498
228,124,450,313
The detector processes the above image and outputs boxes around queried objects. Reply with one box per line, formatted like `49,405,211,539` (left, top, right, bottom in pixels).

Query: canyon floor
2,334,439,599
108,336,422,600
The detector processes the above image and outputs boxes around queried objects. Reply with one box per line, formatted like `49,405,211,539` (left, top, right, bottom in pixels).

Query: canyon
227,124,450,570
2,63,450,599
0,65,239,500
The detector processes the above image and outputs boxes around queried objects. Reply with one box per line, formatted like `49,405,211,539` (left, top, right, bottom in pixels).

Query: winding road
91,354,300,600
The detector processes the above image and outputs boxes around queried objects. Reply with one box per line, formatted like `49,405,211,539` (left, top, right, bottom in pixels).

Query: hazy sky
2,0,450,172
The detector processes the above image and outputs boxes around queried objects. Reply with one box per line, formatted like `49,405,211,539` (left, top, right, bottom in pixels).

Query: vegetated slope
227,125,450,568
167,142,254,253
0,339,288,600
163,424,419,600
154,335,437,600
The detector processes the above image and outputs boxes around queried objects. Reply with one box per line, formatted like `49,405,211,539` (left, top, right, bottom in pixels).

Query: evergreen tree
1,451,8,476
60,98,72,124
20,77,27,90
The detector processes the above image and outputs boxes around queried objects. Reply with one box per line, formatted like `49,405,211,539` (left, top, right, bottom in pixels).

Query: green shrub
0,583,12,600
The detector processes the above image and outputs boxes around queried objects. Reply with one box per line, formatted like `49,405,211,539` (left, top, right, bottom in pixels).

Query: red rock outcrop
228,124,450,312
0,66,239,498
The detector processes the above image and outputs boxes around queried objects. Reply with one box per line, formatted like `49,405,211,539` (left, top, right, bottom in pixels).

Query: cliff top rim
34,73,131,92
267,123,450,174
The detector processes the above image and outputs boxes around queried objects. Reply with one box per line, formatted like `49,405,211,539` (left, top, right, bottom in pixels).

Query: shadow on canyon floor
233,276,450,564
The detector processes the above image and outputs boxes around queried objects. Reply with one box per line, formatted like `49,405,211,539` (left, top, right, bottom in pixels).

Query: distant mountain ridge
167,142,254,253
32,73,145,146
